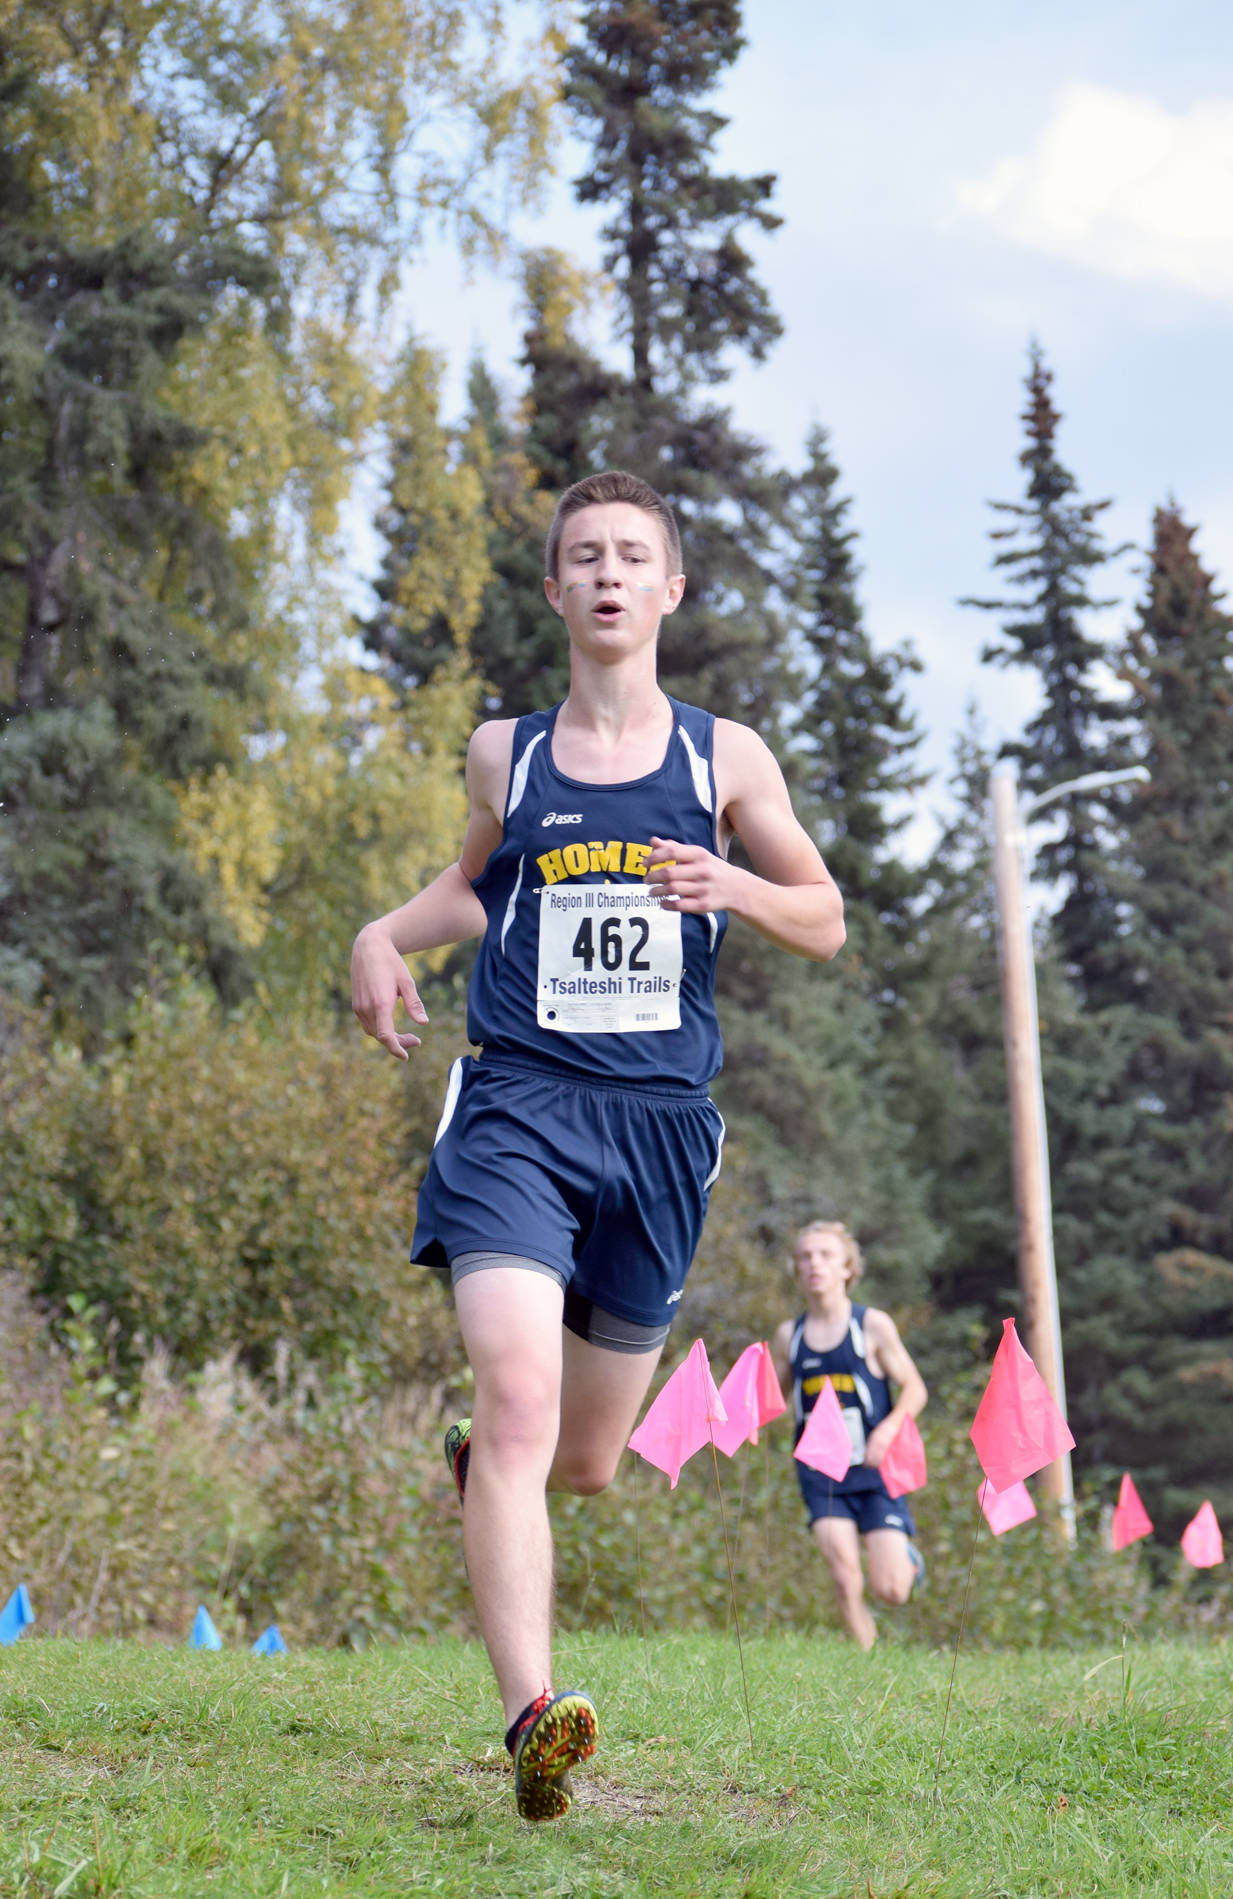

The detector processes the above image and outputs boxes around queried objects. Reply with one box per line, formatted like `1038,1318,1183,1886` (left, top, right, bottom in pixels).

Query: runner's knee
551,1443,621,1496
473,1371,560,1465
821,1551,864,1600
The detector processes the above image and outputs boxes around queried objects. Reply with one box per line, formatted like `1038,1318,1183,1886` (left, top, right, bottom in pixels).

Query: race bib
842,1406,867,1466
537,885,682,1034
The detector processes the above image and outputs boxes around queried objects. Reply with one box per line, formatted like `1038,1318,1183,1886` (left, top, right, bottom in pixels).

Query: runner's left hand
646,837,745,913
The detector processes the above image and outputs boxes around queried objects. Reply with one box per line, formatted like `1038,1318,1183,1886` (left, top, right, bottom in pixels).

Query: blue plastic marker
251,1624,288,1656
0,1585,35,1645
189,1605,223,1650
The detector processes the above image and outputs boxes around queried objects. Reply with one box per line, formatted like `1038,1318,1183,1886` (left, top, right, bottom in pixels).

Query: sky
377,0,1233,856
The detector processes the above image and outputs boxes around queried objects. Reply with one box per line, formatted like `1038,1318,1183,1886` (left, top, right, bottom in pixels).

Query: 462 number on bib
569,912,650,973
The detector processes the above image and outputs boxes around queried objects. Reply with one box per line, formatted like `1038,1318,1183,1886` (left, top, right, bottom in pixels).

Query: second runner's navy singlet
466,698,728,1088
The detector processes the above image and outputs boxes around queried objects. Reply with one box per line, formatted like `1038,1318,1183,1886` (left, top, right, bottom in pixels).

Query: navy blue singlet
466,698,728,1088
789,1303,892,1491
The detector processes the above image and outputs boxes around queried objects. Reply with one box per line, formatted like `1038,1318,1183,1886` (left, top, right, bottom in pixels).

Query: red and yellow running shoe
512,1688,598,1822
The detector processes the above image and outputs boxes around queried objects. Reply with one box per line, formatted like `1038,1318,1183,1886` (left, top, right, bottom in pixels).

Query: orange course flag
969,1317,1076,1494
712,1342,787,1457
1180,1500,1224,1569
627,1338,727,1489
978,1477,1037,1534
1111,1473,1153,1551
880,1415,928,1498
793,1377,852,1482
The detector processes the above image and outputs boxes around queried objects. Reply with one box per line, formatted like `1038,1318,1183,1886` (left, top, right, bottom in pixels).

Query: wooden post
989,765,1075,1539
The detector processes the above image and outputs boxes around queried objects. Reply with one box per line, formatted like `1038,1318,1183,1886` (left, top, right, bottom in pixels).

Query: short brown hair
545,470,682,580
793,1220,864,1286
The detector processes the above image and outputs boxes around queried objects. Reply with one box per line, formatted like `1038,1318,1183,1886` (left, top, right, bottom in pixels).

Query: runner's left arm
862,1309,928,1469
645,720,844,961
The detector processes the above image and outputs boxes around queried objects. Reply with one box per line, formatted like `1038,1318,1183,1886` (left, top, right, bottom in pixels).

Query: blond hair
792,1220,864,1286
544,470,682,580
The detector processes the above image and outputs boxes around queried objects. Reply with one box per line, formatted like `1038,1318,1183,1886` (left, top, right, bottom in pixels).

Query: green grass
0,1631,1229,1898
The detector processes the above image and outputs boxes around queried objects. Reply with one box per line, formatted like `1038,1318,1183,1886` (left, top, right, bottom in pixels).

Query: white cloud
956,84,1233,300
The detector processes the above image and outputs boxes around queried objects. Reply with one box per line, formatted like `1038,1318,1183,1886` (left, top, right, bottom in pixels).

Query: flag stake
630,1453,654,1690
932,1492,985,1807
725,1458,749,1643
709,1432,754,1753
763,1433,773,1638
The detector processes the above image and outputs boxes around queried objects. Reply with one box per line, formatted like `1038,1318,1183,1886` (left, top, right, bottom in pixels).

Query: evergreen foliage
364,4,797,732
896,714,1019,1341
0,144,273,1027
1064,506,1233,1534
962,344,1127,986
565,0,782,397
563,0,796,734
359,276,597,716
788,425,927,987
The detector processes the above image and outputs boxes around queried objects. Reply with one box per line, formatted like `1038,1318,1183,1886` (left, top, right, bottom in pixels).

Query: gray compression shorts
450,1251,670,1354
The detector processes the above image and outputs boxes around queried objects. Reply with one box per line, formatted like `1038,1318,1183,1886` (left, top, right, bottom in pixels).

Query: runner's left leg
549,1326,664,1496
864,1528,915,1606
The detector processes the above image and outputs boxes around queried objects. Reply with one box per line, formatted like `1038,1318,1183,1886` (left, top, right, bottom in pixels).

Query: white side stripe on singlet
677,725,714,814
707,910,719,954
433,1058,465,1145
790,1315,806,1428
500,853,525,952
848,1314,874,1429
507,730,545,816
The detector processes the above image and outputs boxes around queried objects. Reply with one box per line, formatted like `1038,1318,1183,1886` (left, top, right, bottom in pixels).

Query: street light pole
988,761,1149,1543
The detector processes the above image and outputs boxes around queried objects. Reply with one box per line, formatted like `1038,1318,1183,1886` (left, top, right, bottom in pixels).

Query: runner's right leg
453,1266,565,1725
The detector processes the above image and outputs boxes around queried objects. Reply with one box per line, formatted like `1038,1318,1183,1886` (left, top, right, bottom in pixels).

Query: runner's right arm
350,721,513,1060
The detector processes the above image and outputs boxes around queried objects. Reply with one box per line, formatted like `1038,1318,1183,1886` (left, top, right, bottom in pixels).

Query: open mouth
593,600,624,618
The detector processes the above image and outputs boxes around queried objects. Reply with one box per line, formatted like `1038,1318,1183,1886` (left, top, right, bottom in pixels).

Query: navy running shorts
796,1465,917,1538
411,1052,726,1332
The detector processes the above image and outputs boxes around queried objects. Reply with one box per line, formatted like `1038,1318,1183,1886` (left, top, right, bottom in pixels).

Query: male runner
351,470,845,1820
772,1220,928,1651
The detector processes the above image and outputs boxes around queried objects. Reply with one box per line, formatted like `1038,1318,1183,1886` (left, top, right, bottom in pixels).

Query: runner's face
794,1230,852,1299
544,502,684,658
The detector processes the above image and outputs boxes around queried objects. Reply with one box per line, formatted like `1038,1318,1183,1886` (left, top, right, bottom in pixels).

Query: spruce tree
963,344,1127,988
360,257,611,717
563,0,795,735
892,714,1019,1329
1071,505,1233,1532
789,425,927,990
565,0,781,399
0,107,272,1030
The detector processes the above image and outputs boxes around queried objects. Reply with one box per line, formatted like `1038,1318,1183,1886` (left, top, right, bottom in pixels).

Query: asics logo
666,1289,683,1304
541,811,584,826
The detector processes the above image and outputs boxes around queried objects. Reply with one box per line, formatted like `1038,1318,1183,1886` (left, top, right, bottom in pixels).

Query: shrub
0,986,464,1382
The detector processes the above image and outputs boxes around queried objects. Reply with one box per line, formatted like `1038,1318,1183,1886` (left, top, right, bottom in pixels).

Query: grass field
0,1630,1229,1898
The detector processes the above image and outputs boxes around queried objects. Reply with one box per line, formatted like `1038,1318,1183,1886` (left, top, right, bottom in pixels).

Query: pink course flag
879,1415,928,1498
978,1477,1037,1535
627,1338,727,1489
1111,1473,1153,1551
712,1342,787,1457
1180,1500,1224,1569
969,1317,1076,1494
793,1378,852,1482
